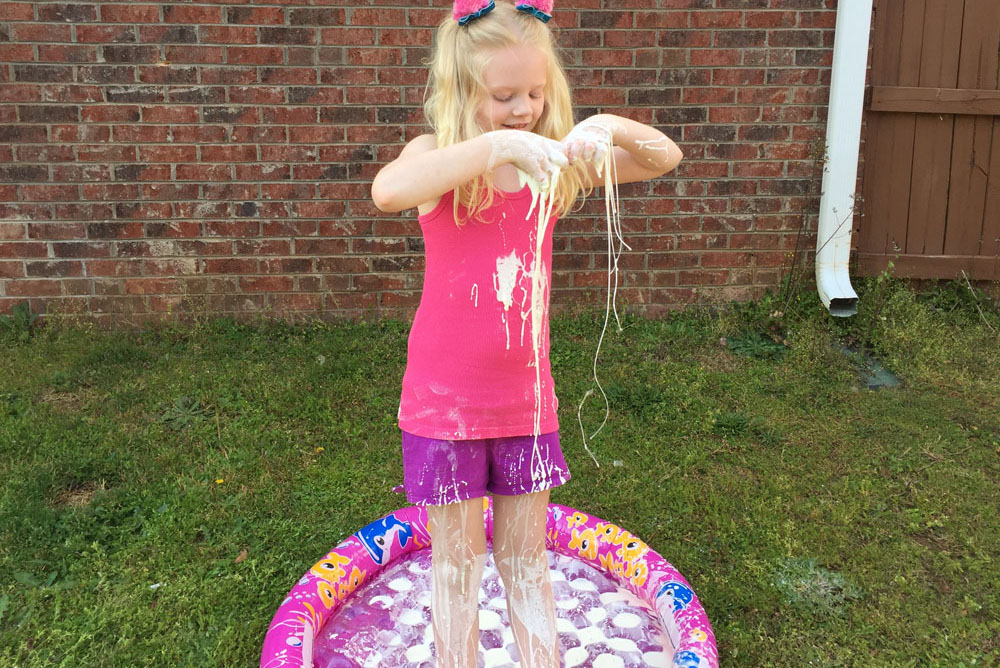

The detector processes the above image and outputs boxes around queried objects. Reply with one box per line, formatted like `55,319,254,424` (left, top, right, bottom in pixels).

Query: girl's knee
432,544,488,600
495,544,548,589
433,540,489,571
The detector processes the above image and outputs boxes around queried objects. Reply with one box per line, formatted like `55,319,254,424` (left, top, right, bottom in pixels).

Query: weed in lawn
713,291,798,361
2,391,29,419
44,370,74,390
602,382,668,419
712,411,783,447
724,330,787,360
0,301,40,343
156,396,212,431
712,410,750,437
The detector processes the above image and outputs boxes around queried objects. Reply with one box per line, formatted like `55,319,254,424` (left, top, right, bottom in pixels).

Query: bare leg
493,490,559,668
426,497,488,668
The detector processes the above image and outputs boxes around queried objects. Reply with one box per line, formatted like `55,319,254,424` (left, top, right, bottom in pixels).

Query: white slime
576,133,629,468
514,165,562,486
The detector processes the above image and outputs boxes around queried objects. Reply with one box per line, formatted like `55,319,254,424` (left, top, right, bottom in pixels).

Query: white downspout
815,0,871,316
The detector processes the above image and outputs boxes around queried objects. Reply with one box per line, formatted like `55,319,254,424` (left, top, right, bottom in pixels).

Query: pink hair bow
454,0,553,25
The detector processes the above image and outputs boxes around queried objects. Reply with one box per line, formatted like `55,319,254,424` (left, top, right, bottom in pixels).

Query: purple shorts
400,430,572,506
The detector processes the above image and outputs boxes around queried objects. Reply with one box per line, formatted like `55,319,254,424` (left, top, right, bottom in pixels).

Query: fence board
945,0,1000,255
870,87,1000,114
860,0,905,254
983,117,1000,257
878,0,924,253
857,253,1000,279
906,0,962,255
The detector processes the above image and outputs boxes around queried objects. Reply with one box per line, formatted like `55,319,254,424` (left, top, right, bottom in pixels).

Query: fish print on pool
355,514,414,566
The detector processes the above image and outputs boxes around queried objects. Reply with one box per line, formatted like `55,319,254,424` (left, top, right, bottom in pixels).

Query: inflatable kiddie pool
261,500,717,668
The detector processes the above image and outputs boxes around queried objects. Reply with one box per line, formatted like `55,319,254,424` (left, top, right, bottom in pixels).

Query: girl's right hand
561,117,618,169
486,130,568,189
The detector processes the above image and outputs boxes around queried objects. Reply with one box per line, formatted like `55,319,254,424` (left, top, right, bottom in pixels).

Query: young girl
371,2,683,666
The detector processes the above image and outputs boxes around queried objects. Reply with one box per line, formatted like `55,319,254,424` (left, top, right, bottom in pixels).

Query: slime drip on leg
494,491,559,668
427,499,487,668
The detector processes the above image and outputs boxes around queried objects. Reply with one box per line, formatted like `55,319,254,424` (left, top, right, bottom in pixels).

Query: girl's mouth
503,123,529,130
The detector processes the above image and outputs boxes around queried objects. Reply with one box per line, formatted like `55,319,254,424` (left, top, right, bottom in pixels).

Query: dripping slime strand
517,165,562,486
577,133,628,468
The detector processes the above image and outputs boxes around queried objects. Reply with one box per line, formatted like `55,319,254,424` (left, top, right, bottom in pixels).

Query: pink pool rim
260,501,718,668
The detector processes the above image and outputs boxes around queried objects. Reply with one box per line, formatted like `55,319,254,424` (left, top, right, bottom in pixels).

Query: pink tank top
398,184,559,440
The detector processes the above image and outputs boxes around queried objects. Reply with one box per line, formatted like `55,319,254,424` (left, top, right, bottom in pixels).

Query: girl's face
476,43,547,133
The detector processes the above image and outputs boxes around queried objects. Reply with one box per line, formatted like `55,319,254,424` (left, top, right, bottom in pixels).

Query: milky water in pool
313,548,675,668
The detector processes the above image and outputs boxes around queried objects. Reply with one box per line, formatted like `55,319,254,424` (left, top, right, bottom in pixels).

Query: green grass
1,278,999,667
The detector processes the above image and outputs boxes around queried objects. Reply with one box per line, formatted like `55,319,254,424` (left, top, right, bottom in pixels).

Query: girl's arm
565,114,684,188
371,131,568,214
371,134,492,214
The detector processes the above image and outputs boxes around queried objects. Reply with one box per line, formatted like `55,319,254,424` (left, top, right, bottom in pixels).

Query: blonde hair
423,2,590,223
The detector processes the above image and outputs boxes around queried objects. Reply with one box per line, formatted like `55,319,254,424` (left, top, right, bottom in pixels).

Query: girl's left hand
561,116,619,167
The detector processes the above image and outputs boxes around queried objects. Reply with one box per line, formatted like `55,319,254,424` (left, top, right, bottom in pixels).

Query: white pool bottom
313,548,675,668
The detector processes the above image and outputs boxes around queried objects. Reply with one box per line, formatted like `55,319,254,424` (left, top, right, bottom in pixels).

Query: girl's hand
486,130,568,189
561,116,620,168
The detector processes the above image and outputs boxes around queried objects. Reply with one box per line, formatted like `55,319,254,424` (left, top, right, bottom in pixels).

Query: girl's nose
512,96,531,117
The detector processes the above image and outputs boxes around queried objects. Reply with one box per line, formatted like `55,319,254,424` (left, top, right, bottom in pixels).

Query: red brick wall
0,0,837,325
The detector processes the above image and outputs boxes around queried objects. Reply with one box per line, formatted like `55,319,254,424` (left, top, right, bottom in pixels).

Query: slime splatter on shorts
400,430,571,506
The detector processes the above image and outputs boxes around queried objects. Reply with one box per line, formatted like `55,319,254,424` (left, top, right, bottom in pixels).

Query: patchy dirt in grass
38,387,102,413
694,348,744,373
52,480,105,509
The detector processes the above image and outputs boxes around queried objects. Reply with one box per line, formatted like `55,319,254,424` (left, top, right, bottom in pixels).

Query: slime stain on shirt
493,250,526,351
494,251,524,311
